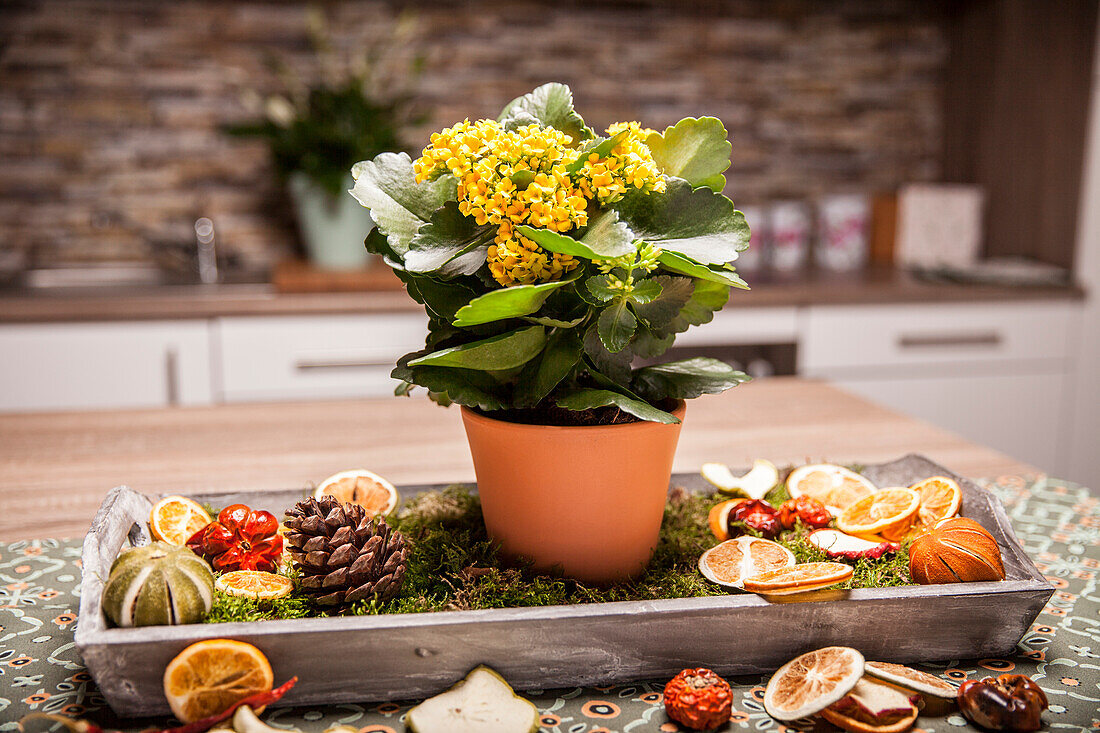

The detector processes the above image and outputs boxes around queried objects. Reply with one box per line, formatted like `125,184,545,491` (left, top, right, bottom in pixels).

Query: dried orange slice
699,536,796,588
150,496,212,546
314,469,398,517
707,499,747,541
864,661,957,699
163,639,273,723
743,561,854,596
787,464,877,513
910,476,962,531
763,646,865,721
836,488,920,539
215,570,293,600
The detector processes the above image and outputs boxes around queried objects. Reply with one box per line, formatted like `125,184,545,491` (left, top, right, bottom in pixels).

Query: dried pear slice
406,665,539,733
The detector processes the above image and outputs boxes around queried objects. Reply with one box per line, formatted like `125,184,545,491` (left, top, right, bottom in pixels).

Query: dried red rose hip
727,499,781,538
777,496,832,529
957,674,1048,731
664,667,733,730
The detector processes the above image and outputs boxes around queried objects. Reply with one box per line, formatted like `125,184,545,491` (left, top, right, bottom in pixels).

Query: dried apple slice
406,666,539,733
701,459,779,499
820,676,920,733
807,529,899,561
864,661,957,699
764,646,865,721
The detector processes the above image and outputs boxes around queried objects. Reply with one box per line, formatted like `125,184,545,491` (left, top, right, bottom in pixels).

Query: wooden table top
0,377,1035,541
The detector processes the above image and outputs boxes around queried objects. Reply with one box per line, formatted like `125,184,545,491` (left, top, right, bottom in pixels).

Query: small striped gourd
102,542,214,627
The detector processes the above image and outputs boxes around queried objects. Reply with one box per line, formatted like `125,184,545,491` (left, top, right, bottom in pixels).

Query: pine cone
283,496,407,607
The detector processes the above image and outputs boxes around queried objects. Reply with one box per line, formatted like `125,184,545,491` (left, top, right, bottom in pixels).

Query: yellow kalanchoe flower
413,118,666,287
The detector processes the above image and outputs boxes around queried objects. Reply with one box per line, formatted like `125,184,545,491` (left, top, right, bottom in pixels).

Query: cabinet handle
295,358,393,371
897,332,1002,349
165,347,180,406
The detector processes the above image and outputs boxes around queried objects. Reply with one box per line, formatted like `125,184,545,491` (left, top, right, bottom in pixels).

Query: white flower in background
264,96,297,128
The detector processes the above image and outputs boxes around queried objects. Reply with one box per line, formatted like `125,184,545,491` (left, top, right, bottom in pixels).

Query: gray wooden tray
76,454,1052,718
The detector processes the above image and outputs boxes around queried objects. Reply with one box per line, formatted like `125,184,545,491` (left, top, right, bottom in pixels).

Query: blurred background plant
228,5,425,198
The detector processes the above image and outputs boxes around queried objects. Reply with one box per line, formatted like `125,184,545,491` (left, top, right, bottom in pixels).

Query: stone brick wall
0,0,946,271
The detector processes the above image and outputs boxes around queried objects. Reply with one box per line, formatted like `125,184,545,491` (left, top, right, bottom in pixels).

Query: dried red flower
186,504,282,573
777,496,832,530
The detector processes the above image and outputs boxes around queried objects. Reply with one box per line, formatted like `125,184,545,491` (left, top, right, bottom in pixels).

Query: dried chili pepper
957,674,1048,731
186,504,283,573
777,496,832,530
727,499,781,539
664,667,733,730
19,677,298,733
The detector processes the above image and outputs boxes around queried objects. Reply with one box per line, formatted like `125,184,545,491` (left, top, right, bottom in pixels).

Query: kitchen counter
0,377,1036,541
0,266,1084,323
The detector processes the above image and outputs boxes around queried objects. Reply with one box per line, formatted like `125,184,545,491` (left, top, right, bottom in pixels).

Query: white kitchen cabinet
799,301,1080,474
214,313,429,402
675,306,799,346
0,321,213,411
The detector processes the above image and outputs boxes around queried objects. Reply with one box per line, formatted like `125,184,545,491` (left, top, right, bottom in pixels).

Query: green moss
202,479,912,624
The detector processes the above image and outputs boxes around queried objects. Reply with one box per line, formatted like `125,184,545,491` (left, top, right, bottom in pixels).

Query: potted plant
229,8,423,270
351,83,751,583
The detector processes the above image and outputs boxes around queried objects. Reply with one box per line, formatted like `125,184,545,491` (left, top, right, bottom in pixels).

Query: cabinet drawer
216,314,428,402
800,302,1078,374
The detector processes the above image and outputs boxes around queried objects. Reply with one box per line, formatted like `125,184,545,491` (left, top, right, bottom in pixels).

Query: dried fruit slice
910,476,962,531
314,469,398,517
742,562,854,596
150,496,212,546
215,570,294,600
763,646,865,721
405,665,539,733
787,464,877,513
820,676,919,733
707,499,747,541
836,488,920,539
807,529,899,561
864,661,957,699
163,639,273,723
699,536,796,588
701,459,779,500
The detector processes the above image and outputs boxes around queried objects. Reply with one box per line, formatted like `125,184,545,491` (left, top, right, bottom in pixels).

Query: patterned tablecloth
2,475,1097,732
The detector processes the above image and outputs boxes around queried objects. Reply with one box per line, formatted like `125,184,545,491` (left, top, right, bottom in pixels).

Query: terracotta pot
460,401,686,584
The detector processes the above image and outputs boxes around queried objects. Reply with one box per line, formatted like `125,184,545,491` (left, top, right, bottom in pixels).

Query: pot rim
460,399,686,433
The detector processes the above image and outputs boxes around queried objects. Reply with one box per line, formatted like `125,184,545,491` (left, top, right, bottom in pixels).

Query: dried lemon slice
764,646,865,721
787,464,877,513
314,469,398,517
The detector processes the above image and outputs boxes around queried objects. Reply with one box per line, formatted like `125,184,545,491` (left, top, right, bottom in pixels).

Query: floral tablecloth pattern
2,475,1097,731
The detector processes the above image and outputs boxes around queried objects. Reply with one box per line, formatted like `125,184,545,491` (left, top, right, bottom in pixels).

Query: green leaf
616,178,749,264
632,275,694,330
556,389,680,424
397,271,479,322
364,227,402,269
670,279,730,334
392,351,508,411
513,328,583,408
565,129,629,174
579,210,636,258
452,271,580,327
645,117,732,192
598,298,636,353
633,357,750,402
517,210,636,261
349,153,457,256
583,323,632,384
658,250,749,289
523,314,586,328
405,201,493,276
631,325,676,359
627,279,663,304
585,275,618,302
408,326,546,370
497,83,593,143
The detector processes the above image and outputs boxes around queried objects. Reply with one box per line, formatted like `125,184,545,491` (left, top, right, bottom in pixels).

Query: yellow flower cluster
574,122,666,205
414,118,665,286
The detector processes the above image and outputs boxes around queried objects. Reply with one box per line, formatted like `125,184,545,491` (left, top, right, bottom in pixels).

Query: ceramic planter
460,402,686,584
288,172,375,270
